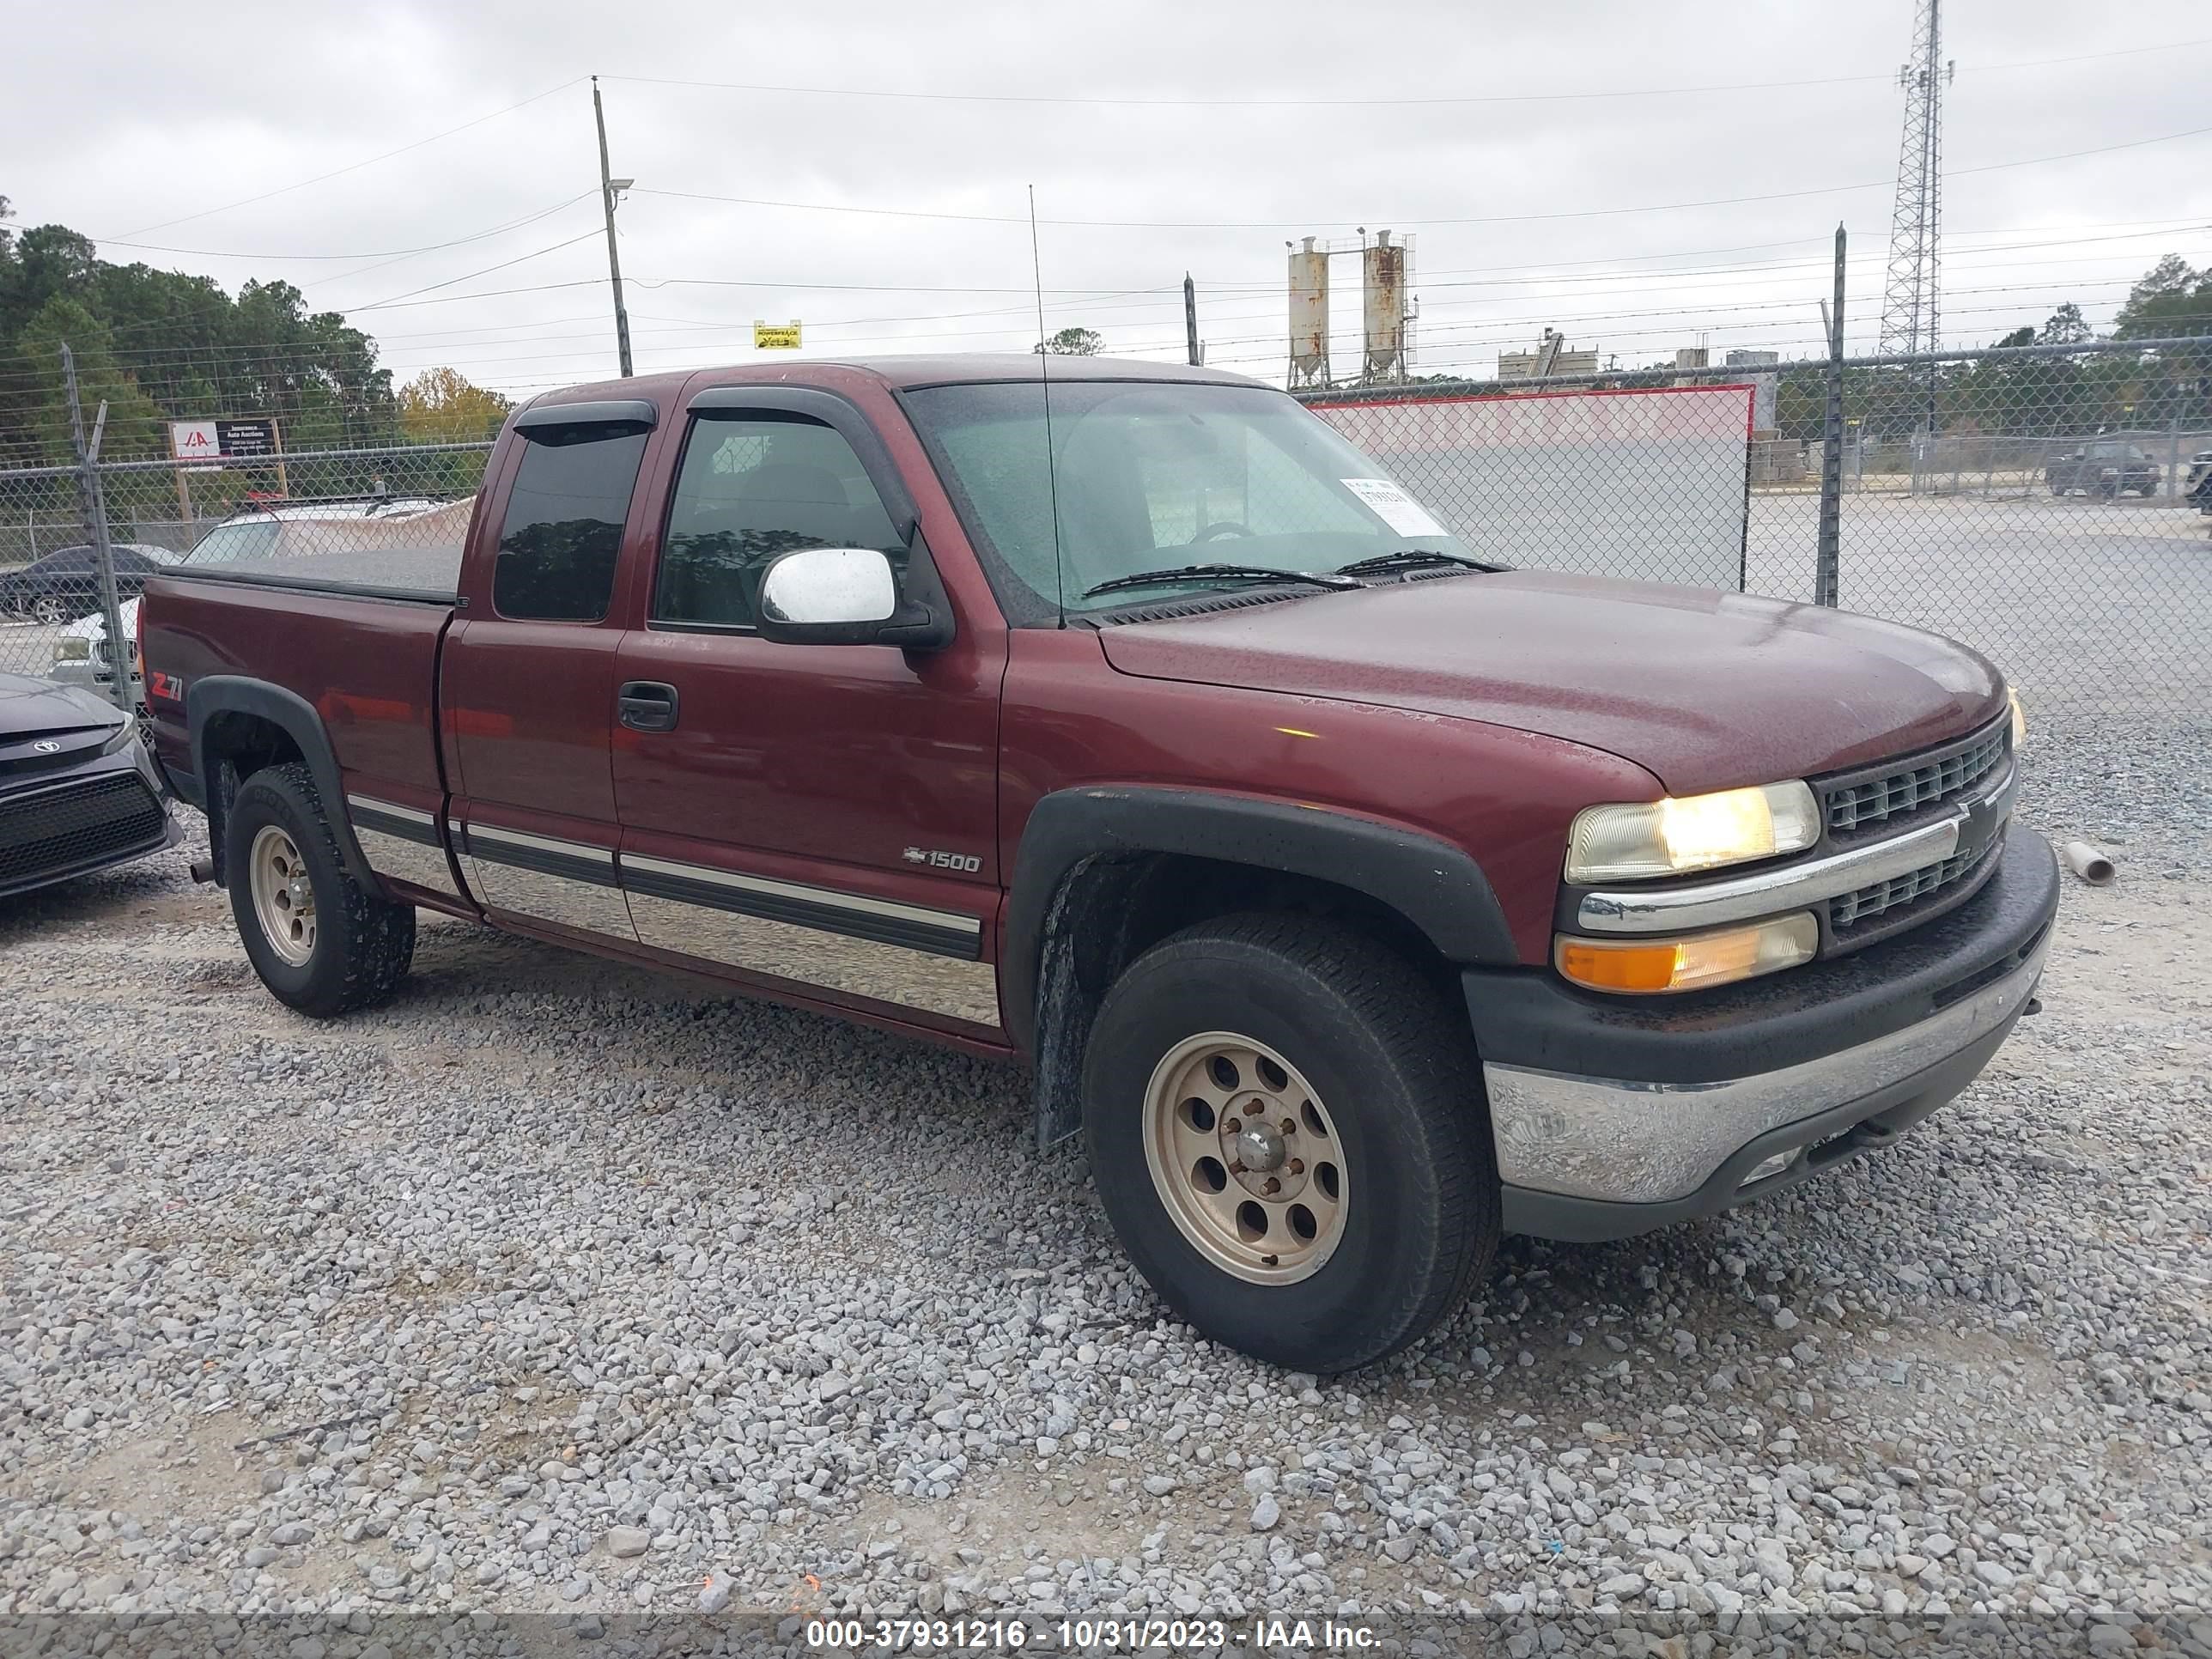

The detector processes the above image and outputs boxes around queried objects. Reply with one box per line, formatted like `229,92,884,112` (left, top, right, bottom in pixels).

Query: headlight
99,720,137,756
1557,913,1819,994
2008,687,2027,747
1565,781,1820,884
52,637,92,664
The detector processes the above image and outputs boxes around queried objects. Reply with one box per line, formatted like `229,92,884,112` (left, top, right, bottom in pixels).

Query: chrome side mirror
754,544,953,650
759,546,897,630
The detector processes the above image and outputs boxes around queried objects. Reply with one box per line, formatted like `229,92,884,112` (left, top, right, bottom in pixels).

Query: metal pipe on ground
2060,842,2115,885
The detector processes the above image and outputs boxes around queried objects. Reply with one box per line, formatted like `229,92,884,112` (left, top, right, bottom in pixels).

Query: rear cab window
492,419,653,622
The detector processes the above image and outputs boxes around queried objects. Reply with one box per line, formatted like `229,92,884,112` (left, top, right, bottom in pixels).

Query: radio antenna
1029,185,1068,629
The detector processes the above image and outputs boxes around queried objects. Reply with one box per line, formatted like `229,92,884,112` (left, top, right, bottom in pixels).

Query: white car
45,544,185,706
49,500,453,708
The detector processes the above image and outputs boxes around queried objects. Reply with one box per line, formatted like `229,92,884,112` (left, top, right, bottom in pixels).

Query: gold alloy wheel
1140,1031,1348,1285
249,824,319,968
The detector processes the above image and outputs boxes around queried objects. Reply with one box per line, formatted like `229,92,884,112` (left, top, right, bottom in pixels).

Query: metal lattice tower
1877,0,1952,361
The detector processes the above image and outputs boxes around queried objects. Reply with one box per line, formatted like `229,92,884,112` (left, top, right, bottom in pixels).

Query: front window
903,380,1479,623
653,415,903,629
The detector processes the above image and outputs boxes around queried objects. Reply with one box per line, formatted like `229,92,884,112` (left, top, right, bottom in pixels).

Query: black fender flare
186,676,374,889
1002,785,1519,1056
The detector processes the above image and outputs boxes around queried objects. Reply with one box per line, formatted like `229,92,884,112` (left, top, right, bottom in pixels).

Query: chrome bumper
1483,921,2050,1207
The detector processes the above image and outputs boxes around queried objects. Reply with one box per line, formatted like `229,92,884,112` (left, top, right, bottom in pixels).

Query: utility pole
592,76,635,379
1183,273,1201,367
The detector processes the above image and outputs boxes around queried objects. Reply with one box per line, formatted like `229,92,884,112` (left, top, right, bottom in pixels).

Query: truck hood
1096,570,2007,795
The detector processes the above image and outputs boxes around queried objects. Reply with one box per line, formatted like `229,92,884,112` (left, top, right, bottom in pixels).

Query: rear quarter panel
143,578,451,815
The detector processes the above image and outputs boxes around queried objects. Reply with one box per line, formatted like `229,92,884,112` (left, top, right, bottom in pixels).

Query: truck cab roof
514,354,1266,416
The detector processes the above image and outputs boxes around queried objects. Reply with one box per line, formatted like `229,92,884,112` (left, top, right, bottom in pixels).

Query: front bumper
0,743,179,900
1468,823,2058,1242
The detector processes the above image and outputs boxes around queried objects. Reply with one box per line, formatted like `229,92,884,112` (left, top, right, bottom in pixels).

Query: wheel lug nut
1262,1177,1280,1195
1289,1159,1304,1175
1229,1162,1245,1176
1279,1118,1295,1134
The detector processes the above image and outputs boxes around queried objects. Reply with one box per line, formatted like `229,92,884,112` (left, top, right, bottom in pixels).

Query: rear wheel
1082,914,1498,1373
225,763,414,1016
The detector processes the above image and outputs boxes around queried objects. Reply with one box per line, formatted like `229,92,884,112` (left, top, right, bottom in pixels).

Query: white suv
48,499,450,709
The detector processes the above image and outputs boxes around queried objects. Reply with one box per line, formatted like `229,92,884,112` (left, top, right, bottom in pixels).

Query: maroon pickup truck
140,356,2055,1372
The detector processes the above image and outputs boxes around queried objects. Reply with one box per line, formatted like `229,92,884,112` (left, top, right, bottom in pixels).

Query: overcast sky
7,0,2209,398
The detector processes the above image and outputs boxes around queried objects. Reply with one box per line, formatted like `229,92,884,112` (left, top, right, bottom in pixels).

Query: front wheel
226,763,415,1017
1082,914,1498,1372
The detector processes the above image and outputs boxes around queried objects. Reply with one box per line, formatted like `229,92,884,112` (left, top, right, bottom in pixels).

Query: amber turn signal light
1555,912,1819,995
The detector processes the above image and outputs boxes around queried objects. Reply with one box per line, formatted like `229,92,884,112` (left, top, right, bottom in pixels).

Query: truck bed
142,570,454,827
170,541,464,603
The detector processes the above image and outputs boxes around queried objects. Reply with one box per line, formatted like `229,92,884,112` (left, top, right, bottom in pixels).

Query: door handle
617,681,679,732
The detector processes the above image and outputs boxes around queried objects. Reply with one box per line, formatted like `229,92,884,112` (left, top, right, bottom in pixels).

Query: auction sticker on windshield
1340,477,1446,538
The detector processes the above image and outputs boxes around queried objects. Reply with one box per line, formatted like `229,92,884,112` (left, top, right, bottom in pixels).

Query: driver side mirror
754,545,953,651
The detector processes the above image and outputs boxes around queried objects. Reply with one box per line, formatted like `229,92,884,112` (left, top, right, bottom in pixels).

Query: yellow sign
753,320,802,350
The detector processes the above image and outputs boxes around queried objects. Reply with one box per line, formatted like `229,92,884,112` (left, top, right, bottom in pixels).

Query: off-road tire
1082,913,1499,1373
226,762,414,1017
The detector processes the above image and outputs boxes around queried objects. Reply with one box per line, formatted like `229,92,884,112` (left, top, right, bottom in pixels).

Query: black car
2045,441,2161,497
0,672,177,899
0,543,179,623
2187,447,2212,514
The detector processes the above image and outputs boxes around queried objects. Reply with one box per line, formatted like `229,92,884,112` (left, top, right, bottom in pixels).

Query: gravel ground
2,750,2208,1658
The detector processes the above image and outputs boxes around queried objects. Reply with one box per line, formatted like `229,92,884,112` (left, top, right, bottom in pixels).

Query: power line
621,121,2212,233
343,232,607,313
99,79,587,240
597,40,2208,111
92,193,598,262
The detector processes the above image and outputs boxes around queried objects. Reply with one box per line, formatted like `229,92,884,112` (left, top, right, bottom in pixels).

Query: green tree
398,367,512,443
1035,325,1103,356
1,197,402,471
2036,303,2094,346
7,297,165,465
2113,255,2204,335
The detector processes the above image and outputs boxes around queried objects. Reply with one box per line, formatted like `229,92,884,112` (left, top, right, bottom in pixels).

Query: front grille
1830,841,1992,932
0,773,167,888
0,729,110,781
1825,725,2008,835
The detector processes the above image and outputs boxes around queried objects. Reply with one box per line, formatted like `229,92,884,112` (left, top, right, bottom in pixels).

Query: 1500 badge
902,847,981,872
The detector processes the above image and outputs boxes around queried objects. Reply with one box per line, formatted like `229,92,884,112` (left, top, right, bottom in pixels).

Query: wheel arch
1006,786,1519,1146
187,676,373,890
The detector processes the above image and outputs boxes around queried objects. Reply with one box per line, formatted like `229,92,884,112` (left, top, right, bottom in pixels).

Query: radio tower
1877,0,1953,366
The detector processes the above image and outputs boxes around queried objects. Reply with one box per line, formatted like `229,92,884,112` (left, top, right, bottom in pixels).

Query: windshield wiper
1333,549,1501,578
1081,562,1364,599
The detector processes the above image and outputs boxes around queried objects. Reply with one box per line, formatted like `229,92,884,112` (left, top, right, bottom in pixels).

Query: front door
441,404,658,944
610,393,1004,1032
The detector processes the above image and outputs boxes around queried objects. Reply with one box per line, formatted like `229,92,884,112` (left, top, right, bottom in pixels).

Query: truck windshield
902,380,1481,622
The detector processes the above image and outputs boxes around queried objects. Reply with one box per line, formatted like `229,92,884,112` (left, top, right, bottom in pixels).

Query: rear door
440,401,657,943
609,386,1004,1033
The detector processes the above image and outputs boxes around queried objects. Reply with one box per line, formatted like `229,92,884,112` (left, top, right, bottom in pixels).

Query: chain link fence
0,438,490,707
4,335,2207,722
1297,337,2212,711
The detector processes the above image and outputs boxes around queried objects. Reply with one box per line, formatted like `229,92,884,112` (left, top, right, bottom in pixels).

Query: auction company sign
169,418,282,472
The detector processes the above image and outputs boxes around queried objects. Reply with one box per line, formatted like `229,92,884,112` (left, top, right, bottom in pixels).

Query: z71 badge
902,847,981,873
